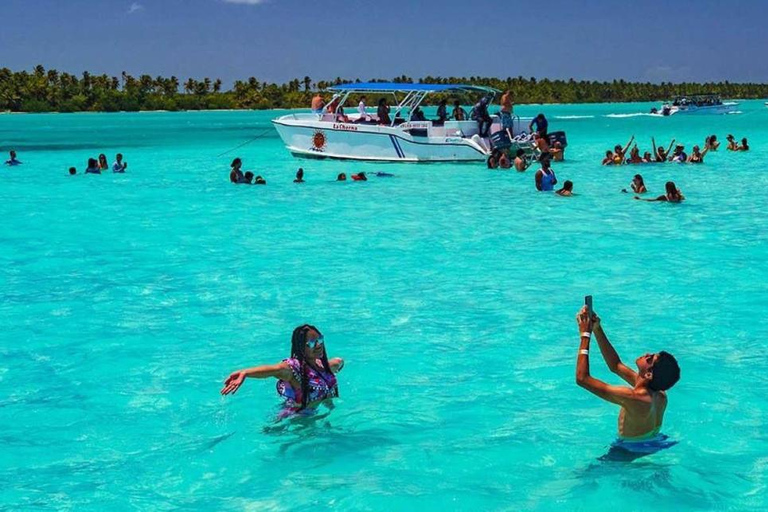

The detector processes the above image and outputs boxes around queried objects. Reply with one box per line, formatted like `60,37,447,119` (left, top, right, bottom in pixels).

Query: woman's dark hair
453,100,460,106
88,158,98,168
634,174,644,185
231,158,242,168
487,156,497,168
378,98,386,106
649,351,680,391
516,149,525,157
68,167,76,175
244,171,254,182
290,324,335,410
742,138,749,149
563,180,573,191
665,181,679,199
98,153,107,162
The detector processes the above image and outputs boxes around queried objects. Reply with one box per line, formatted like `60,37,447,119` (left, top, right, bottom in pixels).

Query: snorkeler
635,181,684,203
221,325,344,418
575,305,680,458
5,150,22,166
514,149,529,171
535,156,557,191
556,180,574,196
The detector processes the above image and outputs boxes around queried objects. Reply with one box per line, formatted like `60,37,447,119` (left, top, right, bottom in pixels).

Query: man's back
618,389,667,439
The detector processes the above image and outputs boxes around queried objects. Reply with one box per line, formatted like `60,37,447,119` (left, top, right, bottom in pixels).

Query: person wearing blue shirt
84,158,101,174
112,153,128,173
529,113,548,137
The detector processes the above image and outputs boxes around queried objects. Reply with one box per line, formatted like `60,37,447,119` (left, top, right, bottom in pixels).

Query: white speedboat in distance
651,93,738,116
272,82,533,162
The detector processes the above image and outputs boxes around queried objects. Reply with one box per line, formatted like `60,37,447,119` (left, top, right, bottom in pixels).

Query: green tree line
2,66,768,113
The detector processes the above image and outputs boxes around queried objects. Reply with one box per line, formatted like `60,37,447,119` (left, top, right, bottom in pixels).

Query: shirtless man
500,90,514,130
575,305,680,457
310,93,325,114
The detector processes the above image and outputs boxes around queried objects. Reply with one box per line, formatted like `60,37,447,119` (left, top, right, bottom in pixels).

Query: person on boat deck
98,153,109,171
726,134,739,151
221,324,345,418
635,181,684,203
112,153,128,173
626,146,644,164
652,137,674,162
377,98,392,125
498,151,511,169
472,96,492,138
738,137,750,151
556,180,574,196
410,107,426,122
85,158,101,174
500,90,514,130
535,155,557,191
687,145,709,163
623,174,647,194
294,168,305,183
452,100,468,121
613,135,635,165
550,140,565,162
229,158,244,183
336,173,347,181
575,306,680,458
311,93,325,114
514,149,529,172
528,113,548,137
358,95,369,119
602,150,615,165
435,99,448,125
5,150,22,166
705,134,720,151
669,144,687,163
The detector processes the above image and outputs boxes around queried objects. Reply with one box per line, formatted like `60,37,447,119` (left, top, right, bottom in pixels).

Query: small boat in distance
272,82,537,162
650,93,738,116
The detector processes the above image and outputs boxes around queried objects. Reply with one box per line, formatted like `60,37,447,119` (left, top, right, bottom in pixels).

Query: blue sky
1,0,767,85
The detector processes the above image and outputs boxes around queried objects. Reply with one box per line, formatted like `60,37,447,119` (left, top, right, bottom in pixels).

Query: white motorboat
272,82,535,162
651,93,738,116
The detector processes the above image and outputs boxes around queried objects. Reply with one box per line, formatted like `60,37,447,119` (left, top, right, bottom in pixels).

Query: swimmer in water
85,158,101,174
112,153,128,173
651,137,674,163
514,149,530,171
499,152,511,169
602,150,614,166
575,305,680,459
68,167,77,175
487,152,499,169
254,175,266,185
294,168,305,183
337,173,347,181
98,154,109,171
221,325,344,418
626,146,644,164
622,174,647,194
535,156,557,191
243,171,254,184
726,134,738,151
738,137,750,151
669,145,687,163
375,172,395,177
556,180,574,196
687,145,708,163
5,150,22,166
613,135,635,165
351,172,367,181
705,135,720,151
229,158,244,184
635,181,684,203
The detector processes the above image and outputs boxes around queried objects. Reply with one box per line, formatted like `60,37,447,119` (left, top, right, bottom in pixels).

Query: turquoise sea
1,101,767,511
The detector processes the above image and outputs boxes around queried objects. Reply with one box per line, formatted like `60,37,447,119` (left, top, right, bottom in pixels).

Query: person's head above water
635,351,680,391
68,167,76,175
562,180,573,191
10,150,17,159
87,158,98,168
337,173,347,181
231,158,242,169
295,168,304,182
290,324,331,407
116,153,123,162
254,175,266,185
243,171,254,184
633,174,645,186
98,153,107,163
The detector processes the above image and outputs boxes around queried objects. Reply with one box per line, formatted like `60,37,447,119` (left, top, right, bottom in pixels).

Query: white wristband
580,331,592,338
579,349,589,356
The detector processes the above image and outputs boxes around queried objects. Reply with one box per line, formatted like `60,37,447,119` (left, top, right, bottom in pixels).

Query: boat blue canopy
328,82,499,95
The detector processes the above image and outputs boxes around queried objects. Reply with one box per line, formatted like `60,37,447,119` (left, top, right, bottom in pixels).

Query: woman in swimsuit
726,134,739,151
687,145,708,163
98,154,109,171
651,137,674,163
221,324,344,417
705,135,720,151
738,138,750,151
602,150,614,166
623,174,647,194
635,181,684,203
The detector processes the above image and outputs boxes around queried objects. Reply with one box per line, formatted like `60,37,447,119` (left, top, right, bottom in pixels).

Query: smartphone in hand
584,295,593,327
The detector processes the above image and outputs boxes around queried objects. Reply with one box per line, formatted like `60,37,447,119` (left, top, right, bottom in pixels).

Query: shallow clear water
1,101,767,511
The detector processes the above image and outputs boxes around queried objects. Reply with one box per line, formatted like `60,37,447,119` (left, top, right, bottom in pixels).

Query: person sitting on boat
435,99,448,126
575,305,680,460
358,95,369,120
738,138,750,151
5,150,22,166
669,145,687,163
622,174,647,194
377,98,392,125
500,90,514,130
726,134,739,151
499,151,511,169
556,180,574,197
535,156,557,191
652,137,674,162
635,181,684,203
528,113,548,138
472,96,493,138
294,168,305,183
687,145,709,164
85,158,101,174
452,100,468,121
626,146,644,164
229,158,245,183
514,149,529,172
311,93,325,114
221,324,344,419
705,135,720,151
410,107,426,122
602,150,615,166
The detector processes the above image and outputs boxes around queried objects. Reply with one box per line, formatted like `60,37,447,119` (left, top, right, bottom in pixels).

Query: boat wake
726,110,743,115
554,115,595,120
605,113,658,118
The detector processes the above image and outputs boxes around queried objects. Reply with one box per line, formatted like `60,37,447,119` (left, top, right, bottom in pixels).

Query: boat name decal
333,124,358,131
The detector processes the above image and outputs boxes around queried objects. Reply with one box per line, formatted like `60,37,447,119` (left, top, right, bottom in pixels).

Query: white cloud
128,2,144,14
222,0,270,4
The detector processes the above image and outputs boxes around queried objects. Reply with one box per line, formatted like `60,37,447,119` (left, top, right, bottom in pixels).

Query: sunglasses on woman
306,336,324,349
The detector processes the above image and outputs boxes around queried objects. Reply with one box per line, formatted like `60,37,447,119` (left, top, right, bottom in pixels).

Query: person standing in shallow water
5,150,22,165
535,156,557,191
221,325,345,418
294,168,305,183
575,305,680,459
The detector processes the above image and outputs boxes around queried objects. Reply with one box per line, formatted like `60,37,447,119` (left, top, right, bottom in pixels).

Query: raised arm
329,357,345,373
651,137,657,156
665,138,676,155
622,135,635,154
220,361,292,395
592,314,638,385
